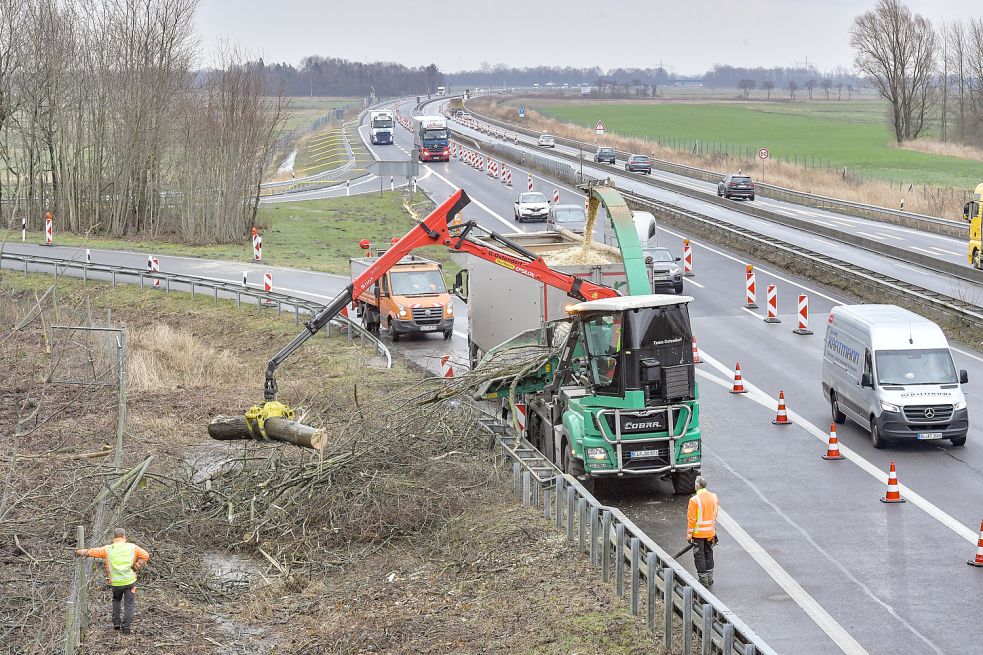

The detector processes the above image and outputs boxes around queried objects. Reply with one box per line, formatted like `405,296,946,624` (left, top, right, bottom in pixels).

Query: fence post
615,523,626,597
566,485,575,542
630,537,640,615
682,585,694,653
646,551,657,631
601,510,612,583
543,486,552,520
663,567,675,650
589,506,600,565
703,604,714,655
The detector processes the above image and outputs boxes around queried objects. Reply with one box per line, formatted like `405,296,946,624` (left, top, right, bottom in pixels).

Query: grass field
11,192,459,278
280,96,362,132
533,100,983,188
293,125,350,176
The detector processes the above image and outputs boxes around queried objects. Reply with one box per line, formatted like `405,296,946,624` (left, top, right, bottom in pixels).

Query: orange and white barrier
527,174,533,192
440,354,454,378
148,256,160,288
500,162,507,184
745,265,757,309
44,214,53,245
880,461,906,503
772,390,791,425
263,272,273,293
794,294,813,335
505,168,512,187
691,336,701,364
823,424,845,460
969,520,983,567
253,235,262,261
683,239,694,276
552,189,560,204
515,402,527,433
764,284,780,323
730,362,747,394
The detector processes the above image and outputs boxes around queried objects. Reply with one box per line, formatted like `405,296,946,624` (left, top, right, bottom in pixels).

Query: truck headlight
880,401,901,413
954,399,967,410
680,439,700,454
446,305,453,316
586,447,607,461
397,305,407,318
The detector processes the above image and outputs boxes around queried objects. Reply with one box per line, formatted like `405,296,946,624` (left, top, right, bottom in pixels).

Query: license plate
917,432,943,440
420,325,437,332
630,449,664,459
654,275,670,281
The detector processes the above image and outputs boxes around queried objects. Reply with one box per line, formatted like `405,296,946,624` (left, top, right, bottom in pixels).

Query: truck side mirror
964,202,971,221
960,369,969,384
451,269,469,302
861,373,874,388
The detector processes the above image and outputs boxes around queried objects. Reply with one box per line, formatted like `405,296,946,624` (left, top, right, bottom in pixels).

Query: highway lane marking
714,453,941,655
425,166,517,232
740,307,764,320
911,246,943,257
855,231,885,240
893,262,925,274
697,350,979,545
715,509,871,655
875,232,905,241
929,246,963,257
684,278,704,288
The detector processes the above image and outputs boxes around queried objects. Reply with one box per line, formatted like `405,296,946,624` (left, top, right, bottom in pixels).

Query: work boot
706,569,714,586
698,572,709,586
121,626,131,636
113,623,121,631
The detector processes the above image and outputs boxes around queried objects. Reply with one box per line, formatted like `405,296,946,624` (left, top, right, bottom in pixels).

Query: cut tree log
208,415,325,450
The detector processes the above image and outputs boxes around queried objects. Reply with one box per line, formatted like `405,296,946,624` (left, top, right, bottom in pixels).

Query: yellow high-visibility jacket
81,537,150,586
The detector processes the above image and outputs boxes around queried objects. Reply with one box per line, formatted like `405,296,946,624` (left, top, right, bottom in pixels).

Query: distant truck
413,115,450,162
369,110,395,145
351,254,454,341
436,86,446,96
447,98,464,114
964,182,982,269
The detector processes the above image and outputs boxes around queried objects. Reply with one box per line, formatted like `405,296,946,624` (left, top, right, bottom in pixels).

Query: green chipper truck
458,183,702,494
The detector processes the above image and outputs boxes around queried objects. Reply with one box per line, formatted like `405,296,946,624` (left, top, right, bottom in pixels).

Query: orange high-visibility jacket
686,488,718,540
81,537,150,586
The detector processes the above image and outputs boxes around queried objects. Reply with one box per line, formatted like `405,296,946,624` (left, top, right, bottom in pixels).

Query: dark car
717,174,755,201
647,247,684,294
625,154,652,174
594,147,616,164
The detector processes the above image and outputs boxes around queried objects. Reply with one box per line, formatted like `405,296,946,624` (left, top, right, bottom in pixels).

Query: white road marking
855,231,885,240
453,330,468,339
426,166,517,232
894,262,925,274
740,307,763,320
929,246,963,257
910,246,941,257
697,351,979,545
716,509,871,655
684,278,705,288
875,232,905,241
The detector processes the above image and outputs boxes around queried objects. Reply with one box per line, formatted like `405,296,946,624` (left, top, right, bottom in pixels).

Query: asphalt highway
4,98,982,654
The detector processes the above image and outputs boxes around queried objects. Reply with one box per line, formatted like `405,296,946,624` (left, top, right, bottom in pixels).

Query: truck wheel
830,392,846,424
443,330,452,340
674,283,684,294
388,320,400,342
870,417,886,449
561,441,593,493
672,468,698,495
951,435,967,447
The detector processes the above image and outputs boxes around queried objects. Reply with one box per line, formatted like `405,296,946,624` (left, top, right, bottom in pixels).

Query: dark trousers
692,537,715,574
111,583,135,629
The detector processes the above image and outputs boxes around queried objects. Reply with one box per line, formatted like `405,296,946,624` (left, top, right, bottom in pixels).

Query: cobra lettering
624,420,663,430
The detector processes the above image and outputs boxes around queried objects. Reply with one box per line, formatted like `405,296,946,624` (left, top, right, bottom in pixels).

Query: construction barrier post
527,174,533,192
764,284,781,323
254,236,262,262
744,265,758,309
264,272,272,293
44,212,53,246
683,239,694,277
21,217,25,242
794,294,814,335
552,189,560,205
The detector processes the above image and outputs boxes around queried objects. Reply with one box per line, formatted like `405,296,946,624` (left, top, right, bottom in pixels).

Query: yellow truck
965,182,983,270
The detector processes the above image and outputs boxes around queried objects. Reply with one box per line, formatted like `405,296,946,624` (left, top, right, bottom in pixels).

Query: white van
600,210,657,253
822,305,969,448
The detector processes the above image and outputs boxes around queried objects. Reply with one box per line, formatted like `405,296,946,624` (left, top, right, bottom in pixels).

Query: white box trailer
454,230,635,366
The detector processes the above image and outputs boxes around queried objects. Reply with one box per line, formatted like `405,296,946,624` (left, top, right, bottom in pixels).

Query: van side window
864,350,873,378
380,275,389,296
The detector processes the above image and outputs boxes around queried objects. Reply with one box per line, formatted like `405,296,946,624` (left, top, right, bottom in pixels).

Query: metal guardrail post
589,506,600,565
556,478,565,529
663,567,675,650
601,510,612,583
682,585,694,653
723,623,735,654
615,523,626,597
702,604,714,655
630,537,640,615
566,485,575,542
522,470,531,506
647,551,658,631
543,486,552,520
577,497,587,551
532,478,540,507
111,271,116,287
513,461,521,497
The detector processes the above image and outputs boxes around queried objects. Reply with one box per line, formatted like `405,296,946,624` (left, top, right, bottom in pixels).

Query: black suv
717,174,755,201
625,155,652,174
594,147,616,164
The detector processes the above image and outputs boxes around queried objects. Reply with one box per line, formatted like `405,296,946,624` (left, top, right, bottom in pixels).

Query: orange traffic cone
880,461,906,503
730,363,747,394
969,520,983,567
692,336,701,364
772,391,792,425
822,424,845,460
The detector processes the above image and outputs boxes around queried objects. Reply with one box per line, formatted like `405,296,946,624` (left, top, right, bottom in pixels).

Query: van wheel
672,468,698,495
951,436,967,447
830,393,846,424
870,417,886,449
442,330,452,340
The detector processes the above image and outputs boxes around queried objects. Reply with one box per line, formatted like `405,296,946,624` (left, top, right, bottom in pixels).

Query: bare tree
821,78,833,100
945,21,968,141
805,78,817,99
738,79,755,99
762,80,775,99
787,80,798,99
850,0,939,143
836,82,844,99
847,83,854,100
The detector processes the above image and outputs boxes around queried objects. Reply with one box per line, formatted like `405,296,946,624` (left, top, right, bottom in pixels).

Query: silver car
546,204,587,234
647,247,684,294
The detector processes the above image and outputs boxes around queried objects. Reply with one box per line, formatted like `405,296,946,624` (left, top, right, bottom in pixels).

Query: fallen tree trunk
208,415,325,450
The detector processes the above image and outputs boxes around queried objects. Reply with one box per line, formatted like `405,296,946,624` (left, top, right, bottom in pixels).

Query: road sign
758,147,769,160
518,105,526,118
368,159,418,178
595,120,605,135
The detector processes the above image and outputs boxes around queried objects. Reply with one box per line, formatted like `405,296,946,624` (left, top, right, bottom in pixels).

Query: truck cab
351,255,454,341
414,115,450,161
964,182,982,269
369,110,395,145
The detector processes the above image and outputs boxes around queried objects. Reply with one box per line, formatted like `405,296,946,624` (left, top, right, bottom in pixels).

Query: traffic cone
691,336,701,364
968,520,983,567
772,391,792,425
822,424,845,460
880,461,906,503
730,363,747,394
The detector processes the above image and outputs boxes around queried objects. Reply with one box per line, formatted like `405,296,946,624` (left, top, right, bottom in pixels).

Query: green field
280,96,362,132
14,192,458,278
533,100,983,188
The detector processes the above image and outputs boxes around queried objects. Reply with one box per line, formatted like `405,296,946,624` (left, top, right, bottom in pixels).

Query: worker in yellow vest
76,528,150,634
686,476,719,587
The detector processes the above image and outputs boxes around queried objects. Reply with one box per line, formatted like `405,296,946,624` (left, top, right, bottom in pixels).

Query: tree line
0,0,286,244
258,57,444,97
852,0,983,145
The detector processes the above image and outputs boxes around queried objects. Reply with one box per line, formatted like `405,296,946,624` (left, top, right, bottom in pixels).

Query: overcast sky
196,0,968,74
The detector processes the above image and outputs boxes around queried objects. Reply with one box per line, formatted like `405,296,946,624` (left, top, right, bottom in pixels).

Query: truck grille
411,307,442,325
902,404,954,424
619,440,671,471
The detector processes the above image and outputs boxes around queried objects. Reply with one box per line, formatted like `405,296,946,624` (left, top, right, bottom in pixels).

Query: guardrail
463,101,969,238
473,410,776,655
1,251,392,368
445,108,983,286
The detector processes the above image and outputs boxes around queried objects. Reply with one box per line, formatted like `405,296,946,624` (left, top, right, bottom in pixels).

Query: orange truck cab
350,255,454,341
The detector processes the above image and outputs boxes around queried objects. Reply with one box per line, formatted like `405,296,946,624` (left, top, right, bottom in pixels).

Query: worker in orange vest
75,528,150,634
686,476,719,587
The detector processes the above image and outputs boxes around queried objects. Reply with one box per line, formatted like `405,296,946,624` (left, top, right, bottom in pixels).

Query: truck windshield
626,305,691,360
584,314,623,389
422,128,448,140
372,119,394,128
390,270,446,296
875,348,958,385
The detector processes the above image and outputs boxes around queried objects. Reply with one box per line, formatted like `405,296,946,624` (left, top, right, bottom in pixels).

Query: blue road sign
519,105,526,118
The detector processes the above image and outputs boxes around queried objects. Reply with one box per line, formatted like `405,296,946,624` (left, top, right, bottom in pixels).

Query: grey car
647,247,684,294
546,204,587,234
717,174,755,201
594,147,616,164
